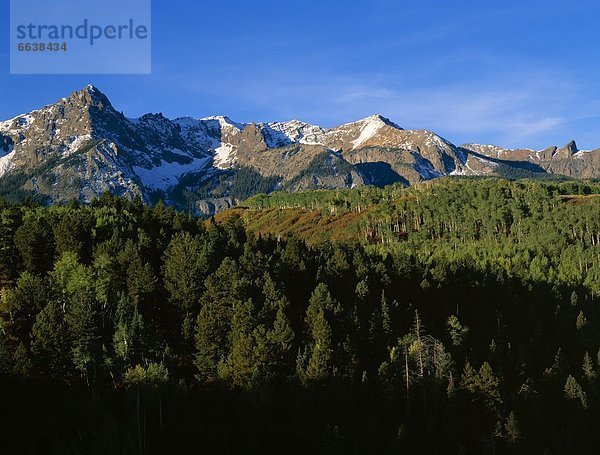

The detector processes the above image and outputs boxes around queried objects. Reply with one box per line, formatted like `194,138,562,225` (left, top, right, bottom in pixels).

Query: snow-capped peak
199,115,246,131
350,115,401,148
261,119,326,147
338,114,402,130
362,114,402,128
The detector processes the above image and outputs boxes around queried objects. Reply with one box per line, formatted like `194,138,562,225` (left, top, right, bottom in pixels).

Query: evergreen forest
0,177,599,454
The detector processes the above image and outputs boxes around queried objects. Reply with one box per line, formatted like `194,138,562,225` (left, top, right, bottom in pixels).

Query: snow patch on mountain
574,149,591,159
174,116,247,169
200,116,246,132
67,134,93,155
0,113,35,134
463,143,537,158
421,131,454,150
462,144,508,158
0,150,15,178
411,152,444,179
134,157,211,191
352,117,385,148
214,143,235,169
261,120,326,148
474,155,499,167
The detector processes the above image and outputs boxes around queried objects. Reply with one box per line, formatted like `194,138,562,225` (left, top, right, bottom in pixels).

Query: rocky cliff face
461,141,599,179
0,85,598,214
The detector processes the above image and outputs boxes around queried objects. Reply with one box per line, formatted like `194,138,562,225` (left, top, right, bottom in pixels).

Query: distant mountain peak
70,84,114,112
76,83,104,97
199,115,246,131
564,140,578,154
360,114,403,130
339,114,402,131
551,140,579,159
340,115,402,148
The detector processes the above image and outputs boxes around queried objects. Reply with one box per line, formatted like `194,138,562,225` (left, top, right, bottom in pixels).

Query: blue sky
2,0,600,149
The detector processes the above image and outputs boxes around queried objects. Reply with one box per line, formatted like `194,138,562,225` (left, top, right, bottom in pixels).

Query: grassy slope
214,177,600,244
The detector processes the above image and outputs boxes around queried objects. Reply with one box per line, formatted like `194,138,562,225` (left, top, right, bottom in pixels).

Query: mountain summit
0,86,598,214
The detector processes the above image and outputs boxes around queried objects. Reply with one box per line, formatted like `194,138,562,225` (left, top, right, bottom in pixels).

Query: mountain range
0,85,598,214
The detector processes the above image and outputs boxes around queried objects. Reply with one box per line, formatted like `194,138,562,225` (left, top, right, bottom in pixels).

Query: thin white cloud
504,117,563,145
166,48,595,149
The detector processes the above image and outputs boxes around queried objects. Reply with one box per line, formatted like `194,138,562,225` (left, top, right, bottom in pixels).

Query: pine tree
119,240,157,310
247,273,296,382
3,272,47,342
264,305,295,377
564,374,588,409
570,291,579,307
458,360,503,446
0,207,22,287
194,258,240,383
53,210,91,261
576,310,588,331
13,216,55,275
113,293,145,367
220,299,258,389
53,253,102,387
504,411,521,445
30,301,71,379
447,315,469,348
194,305,223,383
544,347,568,380
380,291,393,344
582,351,596,382
92,248,120,312
301,283,334,383
460,360,478,392
163,233,209,341
477,362,502,412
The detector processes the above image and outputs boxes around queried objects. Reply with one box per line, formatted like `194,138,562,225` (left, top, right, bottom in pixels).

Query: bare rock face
235,123,269,152
462,140,599,180
0,85,598,214
196,197,237,216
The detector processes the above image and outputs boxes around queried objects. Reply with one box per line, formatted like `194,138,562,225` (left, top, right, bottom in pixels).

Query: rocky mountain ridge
0,85,598,214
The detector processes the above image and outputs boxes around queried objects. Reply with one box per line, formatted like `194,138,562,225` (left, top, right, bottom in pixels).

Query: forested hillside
0,178,599,454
